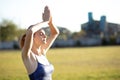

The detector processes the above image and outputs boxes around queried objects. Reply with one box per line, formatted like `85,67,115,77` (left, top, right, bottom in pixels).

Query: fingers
45,5,48,8
44,6,52,23
42,13,45,21
42,6,51,22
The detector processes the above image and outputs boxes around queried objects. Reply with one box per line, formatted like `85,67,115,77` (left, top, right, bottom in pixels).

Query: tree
0,19,18,41
43,26,72,40
72,30,86,40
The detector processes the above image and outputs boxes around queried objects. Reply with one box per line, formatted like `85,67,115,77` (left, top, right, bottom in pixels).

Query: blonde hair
19,34,26,49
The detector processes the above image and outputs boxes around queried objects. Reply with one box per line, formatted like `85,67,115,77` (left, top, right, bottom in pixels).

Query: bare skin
20,6,59,74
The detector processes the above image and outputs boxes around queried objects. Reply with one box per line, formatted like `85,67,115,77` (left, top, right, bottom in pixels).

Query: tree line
0,19,26,42
0,19,77,42
0,19,119,49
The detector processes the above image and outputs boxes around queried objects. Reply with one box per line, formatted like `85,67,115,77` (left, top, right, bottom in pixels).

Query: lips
42,38,46,43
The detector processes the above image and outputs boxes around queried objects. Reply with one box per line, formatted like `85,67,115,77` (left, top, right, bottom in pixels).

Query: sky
0,0,120,32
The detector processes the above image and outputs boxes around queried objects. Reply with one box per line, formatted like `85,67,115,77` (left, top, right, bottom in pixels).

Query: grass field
0,46,120,80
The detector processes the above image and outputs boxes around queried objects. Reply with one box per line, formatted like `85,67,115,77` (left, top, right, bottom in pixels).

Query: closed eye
40,32,43,36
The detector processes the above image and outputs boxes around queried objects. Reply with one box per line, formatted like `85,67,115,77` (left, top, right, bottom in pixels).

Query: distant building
82,12,120,37
81,12,120,45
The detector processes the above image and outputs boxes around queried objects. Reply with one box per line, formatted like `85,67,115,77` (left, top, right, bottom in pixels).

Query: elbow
55,27,60,35
26,30,33,36
51,30,59,37
27,27,34,34
25,29,34,40
56,29,60,35
54,29,60,36
27,25,36,33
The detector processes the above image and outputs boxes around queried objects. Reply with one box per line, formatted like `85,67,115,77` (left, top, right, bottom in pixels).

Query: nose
43,34,47,38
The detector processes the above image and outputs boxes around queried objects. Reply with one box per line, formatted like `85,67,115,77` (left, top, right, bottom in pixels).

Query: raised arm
22,6,52,57
21,6,59,57
21,21,49,58
48,16,59,36
42,9,59,53
45,15,59,51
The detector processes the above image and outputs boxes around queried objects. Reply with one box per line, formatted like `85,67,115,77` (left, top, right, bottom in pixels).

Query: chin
43,41,47,44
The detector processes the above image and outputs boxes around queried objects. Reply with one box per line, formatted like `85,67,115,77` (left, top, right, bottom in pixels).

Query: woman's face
34,29,47,45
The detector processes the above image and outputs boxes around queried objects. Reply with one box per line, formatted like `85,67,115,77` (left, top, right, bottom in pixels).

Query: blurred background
0,0,120,49
0,0,120,80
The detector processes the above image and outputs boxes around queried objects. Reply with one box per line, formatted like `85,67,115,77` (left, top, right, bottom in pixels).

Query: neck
32,45,42,55
36,46,41,54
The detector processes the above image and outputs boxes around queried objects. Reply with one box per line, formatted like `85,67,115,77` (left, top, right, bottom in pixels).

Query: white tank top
35,54,50,65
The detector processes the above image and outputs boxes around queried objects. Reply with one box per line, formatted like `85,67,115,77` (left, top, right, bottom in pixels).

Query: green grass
0,46,120,80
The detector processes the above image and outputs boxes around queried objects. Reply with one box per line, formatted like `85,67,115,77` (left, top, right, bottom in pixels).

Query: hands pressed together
42,6,52,24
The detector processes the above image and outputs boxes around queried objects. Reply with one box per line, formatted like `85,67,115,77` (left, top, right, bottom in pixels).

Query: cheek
37,36,43,42
34,33,43,42
34,33,39,38
34,34,38,41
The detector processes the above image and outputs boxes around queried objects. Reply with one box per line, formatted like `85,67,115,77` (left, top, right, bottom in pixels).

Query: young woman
19,6,59,80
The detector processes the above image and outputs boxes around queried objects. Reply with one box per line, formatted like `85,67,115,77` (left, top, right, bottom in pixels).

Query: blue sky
0,0,120,32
